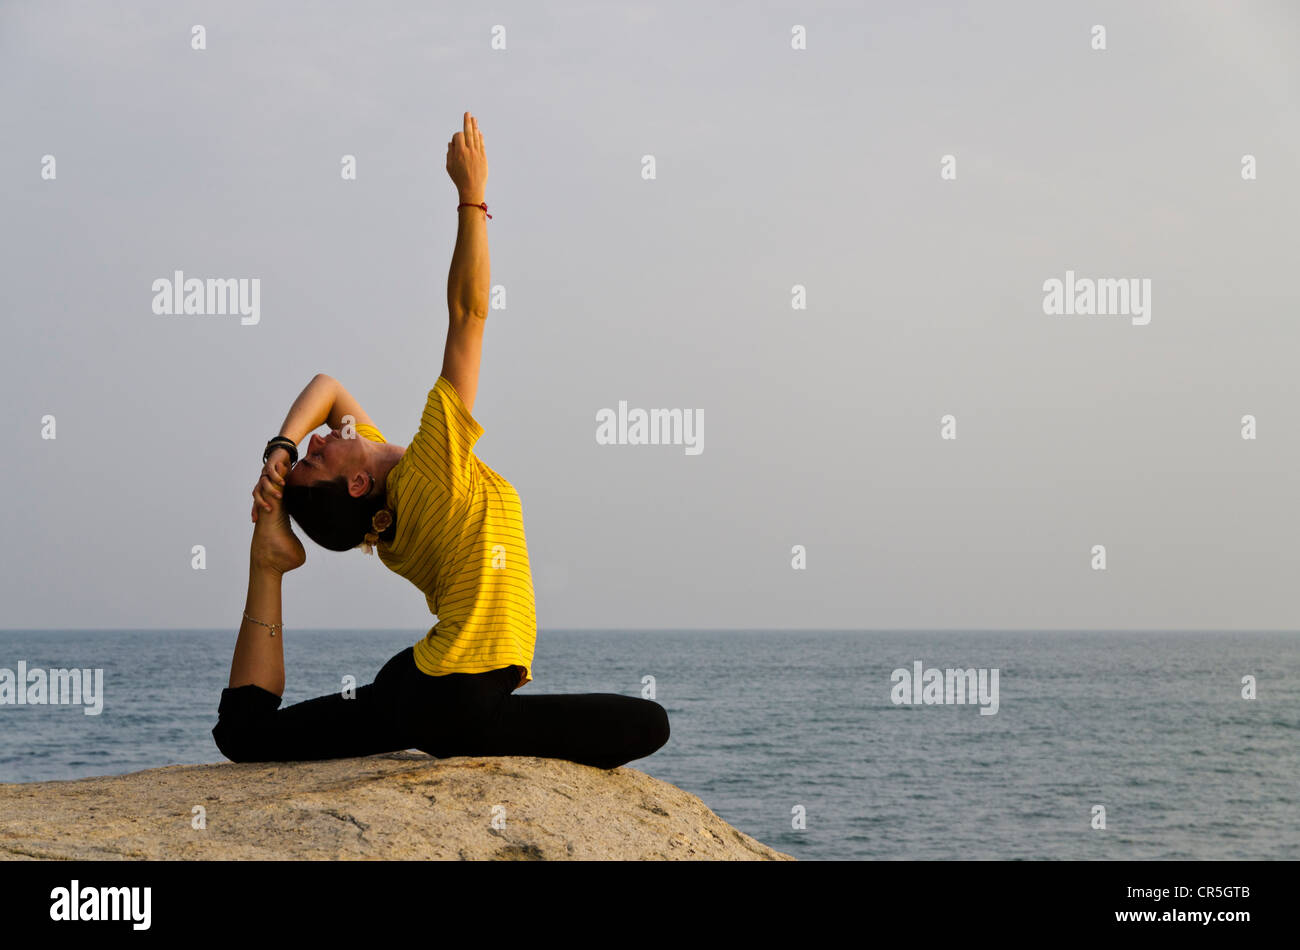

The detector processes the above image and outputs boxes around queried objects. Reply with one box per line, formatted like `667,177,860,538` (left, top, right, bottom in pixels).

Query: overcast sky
3,0,1298,633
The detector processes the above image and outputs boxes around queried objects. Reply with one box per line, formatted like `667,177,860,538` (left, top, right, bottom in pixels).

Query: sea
0,629,1295,861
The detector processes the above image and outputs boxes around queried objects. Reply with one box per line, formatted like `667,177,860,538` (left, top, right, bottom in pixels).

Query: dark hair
284,475,397,553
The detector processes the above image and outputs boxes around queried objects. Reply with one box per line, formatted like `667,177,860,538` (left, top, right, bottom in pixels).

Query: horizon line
3,627,1298,635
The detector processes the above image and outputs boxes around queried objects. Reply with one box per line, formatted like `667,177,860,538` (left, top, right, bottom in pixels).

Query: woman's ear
348,470,372,498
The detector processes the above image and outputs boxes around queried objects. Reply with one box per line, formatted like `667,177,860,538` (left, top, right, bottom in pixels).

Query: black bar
0,859,1284,937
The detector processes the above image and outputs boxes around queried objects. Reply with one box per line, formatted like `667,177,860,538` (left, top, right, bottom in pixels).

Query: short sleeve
354,422,385,443
402,376,485,493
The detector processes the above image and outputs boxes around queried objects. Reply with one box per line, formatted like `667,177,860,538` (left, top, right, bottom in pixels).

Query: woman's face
285,428,353,486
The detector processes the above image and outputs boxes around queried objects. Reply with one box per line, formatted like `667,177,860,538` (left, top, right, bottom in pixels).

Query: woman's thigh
212,648,414,762
461,689,671,770
394,663,518,757
384,663,672,770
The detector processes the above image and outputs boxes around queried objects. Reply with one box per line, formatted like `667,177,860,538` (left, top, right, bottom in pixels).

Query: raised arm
272,374,377,446
442,111,490,414
252,374,376,520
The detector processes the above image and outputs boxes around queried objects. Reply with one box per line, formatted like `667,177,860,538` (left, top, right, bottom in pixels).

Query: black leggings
212,646,670,770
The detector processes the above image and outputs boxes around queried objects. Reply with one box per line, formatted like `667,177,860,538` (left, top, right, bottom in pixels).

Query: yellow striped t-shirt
354,378,536,688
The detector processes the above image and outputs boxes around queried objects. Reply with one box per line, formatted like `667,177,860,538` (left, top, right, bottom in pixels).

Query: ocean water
0,629,1295,861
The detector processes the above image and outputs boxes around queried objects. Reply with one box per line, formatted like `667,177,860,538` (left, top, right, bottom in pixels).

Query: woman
212,112,669,771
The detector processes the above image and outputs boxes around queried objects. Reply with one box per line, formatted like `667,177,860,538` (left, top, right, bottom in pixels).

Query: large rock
0,753,793,860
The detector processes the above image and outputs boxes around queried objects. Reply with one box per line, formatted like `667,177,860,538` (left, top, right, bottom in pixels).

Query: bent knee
211,686,283,764
639,700,670,755
213,684,282,763
212,720,264,763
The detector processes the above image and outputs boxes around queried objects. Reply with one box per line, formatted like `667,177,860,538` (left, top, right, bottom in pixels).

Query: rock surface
0,753,793,860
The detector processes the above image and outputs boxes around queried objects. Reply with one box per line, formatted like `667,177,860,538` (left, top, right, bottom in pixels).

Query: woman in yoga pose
213,112,669,770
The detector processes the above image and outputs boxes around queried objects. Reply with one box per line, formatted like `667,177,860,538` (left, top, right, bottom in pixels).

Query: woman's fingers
451,114,482,153
261,468,283,494
258,486,282,518
250,452,291,522
251,474,279,515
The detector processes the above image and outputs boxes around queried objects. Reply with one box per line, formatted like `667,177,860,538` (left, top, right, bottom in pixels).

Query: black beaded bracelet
264,436,298,466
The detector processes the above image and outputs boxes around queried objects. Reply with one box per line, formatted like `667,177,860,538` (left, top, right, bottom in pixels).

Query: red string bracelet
457,201,492,219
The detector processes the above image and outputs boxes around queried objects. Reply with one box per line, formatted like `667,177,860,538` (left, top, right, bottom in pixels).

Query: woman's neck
368,441,406,496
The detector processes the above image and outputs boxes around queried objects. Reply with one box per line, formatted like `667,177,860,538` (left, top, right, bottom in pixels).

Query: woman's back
360,376,537,688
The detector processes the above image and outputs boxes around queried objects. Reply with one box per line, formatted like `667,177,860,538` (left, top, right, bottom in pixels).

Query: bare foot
251,497,306,574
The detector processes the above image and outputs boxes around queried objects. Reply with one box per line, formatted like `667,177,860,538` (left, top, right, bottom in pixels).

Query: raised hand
446,111,488,201
252,446,292,522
